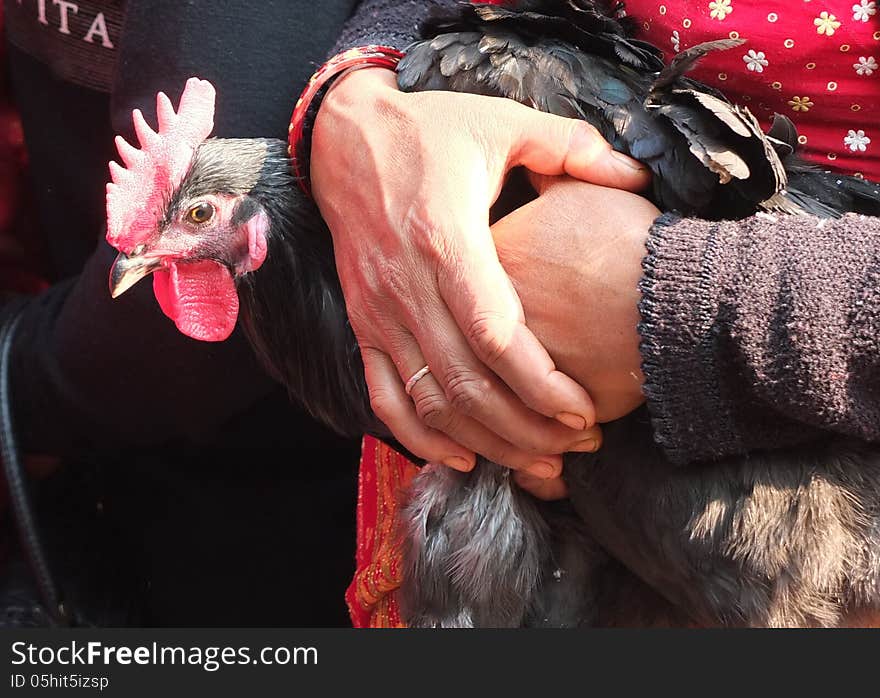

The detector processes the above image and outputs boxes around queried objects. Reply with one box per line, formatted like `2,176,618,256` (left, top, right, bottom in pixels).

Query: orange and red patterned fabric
345,436,419,628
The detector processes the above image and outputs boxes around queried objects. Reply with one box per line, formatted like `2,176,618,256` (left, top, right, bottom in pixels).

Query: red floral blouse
631,0,880,180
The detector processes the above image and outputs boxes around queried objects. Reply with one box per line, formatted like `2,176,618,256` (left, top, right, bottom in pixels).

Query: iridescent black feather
398,1,878,219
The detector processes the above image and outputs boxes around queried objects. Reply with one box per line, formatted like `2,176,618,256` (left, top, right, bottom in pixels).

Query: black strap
0,298,70,626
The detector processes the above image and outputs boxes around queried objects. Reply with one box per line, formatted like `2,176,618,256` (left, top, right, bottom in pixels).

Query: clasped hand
311,68,658,495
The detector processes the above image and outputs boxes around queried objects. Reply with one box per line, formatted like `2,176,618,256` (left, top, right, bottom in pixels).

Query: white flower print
853,0,877,22
709,0,733,21
844,129,872,152
854,56,878,75
814,11,842,36
743,49,769,72
671,30,681,52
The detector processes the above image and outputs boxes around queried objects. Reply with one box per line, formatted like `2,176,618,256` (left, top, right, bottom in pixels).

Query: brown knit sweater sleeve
638,211,880,465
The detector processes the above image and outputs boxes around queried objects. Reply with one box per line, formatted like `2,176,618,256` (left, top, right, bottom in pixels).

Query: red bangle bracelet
288,45,405,197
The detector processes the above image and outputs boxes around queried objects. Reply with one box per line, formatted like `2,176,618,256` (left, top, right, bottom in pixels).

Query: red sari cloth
345,0,880,627
345,437,418,628
635,0,880,180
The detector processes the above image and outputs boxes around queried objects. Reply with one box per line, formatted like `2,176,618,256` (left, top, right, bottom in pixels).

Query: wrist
638,214,732,463
310,67,405,209
321,66,399,110
289,47,404,195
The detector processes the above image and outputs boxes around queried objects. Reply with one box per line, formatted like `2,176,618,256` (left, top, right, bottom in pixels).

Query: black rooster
106,0,880,627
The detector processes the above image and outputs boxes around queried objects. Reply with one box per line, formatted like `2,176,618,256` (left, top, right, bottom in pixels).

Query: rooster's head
106,78,292,342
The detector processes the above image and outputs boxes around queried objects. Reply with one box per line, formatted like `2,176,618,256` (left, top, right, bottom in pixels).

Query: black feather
766,112,798,157
650,38,744,93
400,15,787,218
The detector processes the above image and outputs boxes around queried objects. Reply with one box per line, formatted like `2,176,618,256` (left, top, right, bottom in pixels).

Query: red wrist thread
288,46,405,197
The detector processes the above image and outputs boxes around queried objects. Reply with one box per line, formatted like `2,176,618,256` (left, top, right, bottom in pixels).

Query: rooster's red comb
106,77,216,252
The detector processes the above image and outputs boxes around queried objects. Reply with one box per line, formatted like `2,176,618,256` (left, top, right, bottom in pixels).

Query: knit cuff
328,0,435,57
637,213,744,465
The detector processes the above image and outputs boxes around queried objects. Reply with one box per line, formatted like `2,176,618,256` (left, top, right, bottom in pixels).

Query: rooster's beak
109,251,162,298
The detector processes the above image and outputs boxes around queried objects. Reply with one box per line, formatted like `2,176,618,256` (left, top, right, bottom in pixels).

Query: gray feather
400,461,550,627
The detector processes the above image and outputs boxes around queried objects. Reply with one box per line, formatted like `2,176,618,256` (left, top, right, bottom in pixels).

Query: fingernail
443,456,473,472
570,439,599,453
611,149,647,172
527,461,557,479
556,412,587,431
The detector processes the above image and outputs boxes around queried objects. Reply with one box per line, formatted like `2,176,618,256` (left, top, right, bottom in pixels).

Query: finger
513,471,569,501
527,171,609,198
384,327,569,475
408,364,601,474
391,305,601,456
570,422,603,454
361,345,475,471
435,238,596,430
384,337,563,476
363,340,576,477
409,368,566,476
500,103,651,192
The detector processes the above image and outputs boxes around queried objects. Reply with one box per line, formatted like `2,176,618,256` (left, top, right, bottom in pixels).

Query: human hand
490,175,661,497
311,67,650,480
496,175,658,421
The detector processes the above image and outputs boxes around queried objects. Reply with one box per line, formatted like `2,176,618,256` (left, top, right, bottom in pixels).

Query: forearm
639,211,880,464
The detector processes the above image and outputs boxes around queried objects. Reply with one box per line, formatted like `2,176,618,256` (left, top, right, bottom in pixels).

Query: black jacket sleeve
329,0,459,54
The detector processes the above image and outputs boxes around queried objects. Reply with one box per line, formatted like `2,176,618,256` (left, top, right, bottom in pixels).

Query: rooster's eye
187,202,215,225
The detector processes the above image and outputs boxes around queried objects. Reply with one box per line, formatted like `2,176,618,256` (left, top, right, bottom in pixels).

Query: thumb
501,102,651,192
